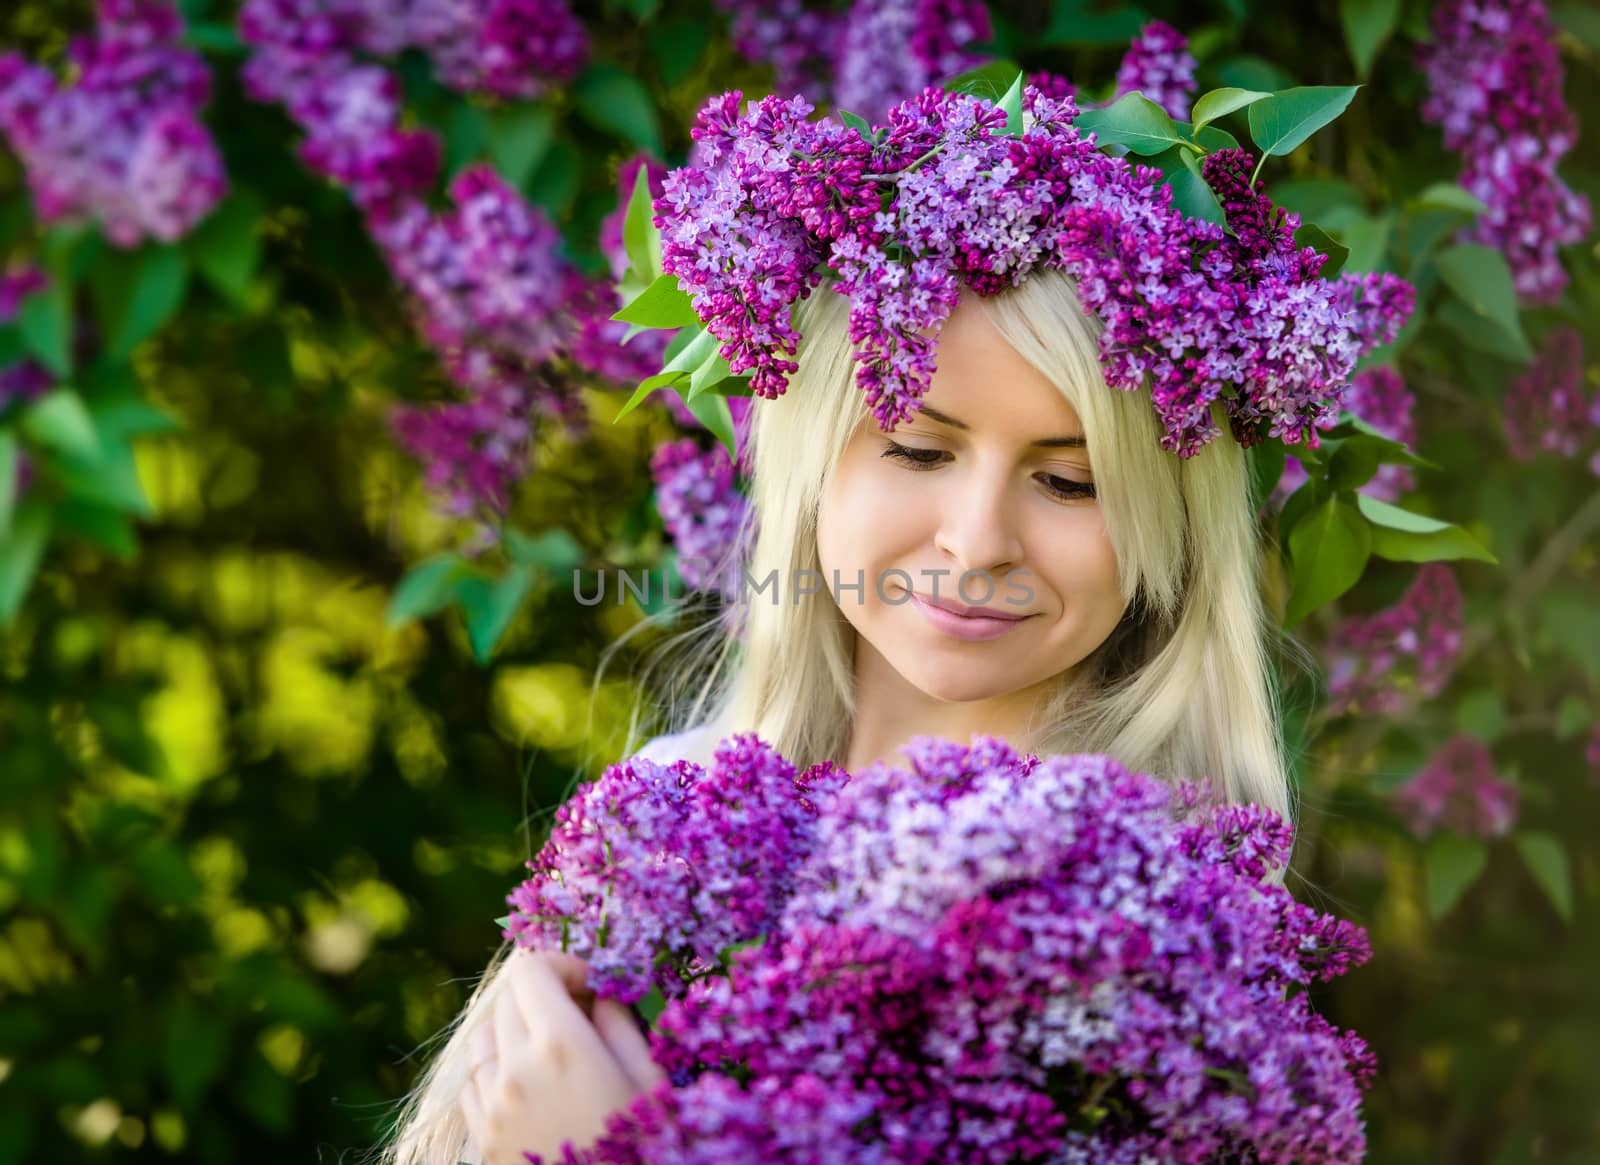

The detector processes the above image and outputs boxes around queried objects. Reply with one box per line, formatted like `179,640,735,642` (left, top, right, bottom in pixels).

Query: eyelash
879,441,1098,501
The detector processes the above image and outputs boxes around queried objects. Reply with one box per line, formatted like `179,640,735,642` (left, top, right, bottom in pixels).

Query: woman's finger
510,951,598,1045
591,998,668,1090
492,963,527,1071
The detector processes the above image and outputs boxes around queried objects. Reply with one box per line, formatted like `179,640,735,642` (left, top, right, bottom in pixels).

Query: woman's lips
907,591,1035,641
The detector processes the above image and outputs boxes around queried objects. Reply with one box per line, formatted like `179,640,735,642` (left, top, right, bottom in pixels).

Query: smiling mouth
907,591,1031,621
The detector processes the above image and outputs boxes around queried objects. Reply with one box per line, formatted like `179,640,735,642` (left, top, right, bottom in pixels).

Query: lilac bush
1325,563,1465,718
0,0,226,246
508,735,1376,1163
1418,0,1591,303
1506,327,1596,471
649,438,750,593
1392,735,1519,840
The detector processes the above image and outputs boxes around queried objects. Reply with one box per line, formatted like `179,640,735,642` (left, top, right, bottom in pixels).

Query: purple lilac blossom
525,736,1375,1164
655,86,1413,458
713,0,991,120
1276,365,1419,504
1506,327,1595,469
649,438,751,594
1112,20,1198,119
0,0,226,246
505,734,849,1002
1392,734,1519,839
1418,0,1591,303
1325,563,1465,718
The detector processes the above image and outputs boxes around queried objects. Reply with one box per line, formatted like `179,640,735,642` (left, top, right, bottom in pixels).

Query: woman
374,264,1306,1164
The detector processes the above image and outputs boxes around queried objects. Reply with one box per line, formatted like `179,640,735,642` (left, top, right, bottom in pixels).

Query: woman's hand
460,948,667,1165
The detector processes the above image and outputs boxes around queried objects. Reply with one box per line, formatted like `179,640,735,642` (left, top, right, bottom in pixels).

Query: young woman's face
816,293,1127,707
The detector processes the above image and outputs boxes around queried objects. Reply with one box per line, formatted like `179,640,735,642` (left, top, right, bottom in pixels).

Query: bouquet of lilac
504,735,1375,1164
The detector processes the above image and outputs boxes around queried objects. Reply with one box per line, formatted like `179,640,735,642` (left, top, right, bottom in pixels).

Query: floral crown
613,78,1414,459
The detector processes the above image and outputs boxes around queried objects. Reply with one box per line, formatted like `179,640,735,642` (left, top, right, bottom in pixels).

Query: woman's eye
880,441,945,467
881,442,1096,501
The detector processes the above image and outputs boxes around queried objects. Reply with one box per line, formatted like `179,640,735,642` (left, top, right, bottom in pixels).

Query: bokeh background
1,0,1597,1161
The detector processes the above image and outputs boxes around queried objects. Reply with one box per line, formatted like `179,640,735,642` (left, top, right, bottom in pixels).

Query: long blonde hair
374,266,1307,1164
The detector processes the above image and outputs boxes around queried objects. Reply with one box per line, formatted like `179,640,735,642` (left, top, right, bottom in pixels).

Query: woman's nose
931,463,1025,583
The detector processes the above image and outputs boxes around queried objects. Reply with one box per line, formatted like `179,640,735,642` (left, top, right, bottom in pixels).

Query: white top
630,723,720,766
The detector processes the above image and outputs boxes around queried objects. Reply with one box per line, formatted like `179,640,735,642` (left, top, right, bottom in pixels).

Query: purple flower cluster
1506,327,1599,474
1392,735,1519,839
655,86,1413,457
1325,564,1465,718
237,4,666,520
650,438,751,594
1112,20,1198,120
239,0,585,110
1418,0,1592,303
512,735,1376,1164
505,735,848,1002
1277,365,1419,504
713,0,991,121
0,0,226,246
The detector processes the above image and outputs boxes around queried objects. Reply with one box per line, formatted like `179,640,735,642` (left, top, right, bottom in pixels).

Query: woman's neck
841,636,1052,771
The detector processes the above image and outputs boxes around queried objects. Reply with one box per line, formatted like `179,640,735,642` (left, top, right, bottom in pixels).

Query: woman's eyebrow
915,404,1088,449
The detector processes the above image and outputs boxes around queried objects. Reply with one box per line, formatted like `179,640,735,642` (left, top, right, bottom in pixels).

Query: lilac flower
1507,327,1593,465
0,0,226,246
1392,734,1519,839
834,0,993,121
1419,0,1591,302
1113,20,1198,119
524,736,1375,1164
409,0,587,101
714,0,991,120
505,735,848,1002
1325,564,1465,718
652,87,1414,458
1277,365,1419,504
649,438,751,594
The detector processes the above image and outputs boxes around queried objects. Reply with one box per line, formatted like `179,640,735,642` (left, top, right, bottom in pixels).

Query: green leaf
684,389,739,460
1513,830,1572,922
838,110,873,137
0,432,15,539
648,15,710,88
493,914,511,931
1146,146,1227,227
1075,92,1188,155
622,163,663,284
504,527,586,572
1328,435,1382,491
56,498,138,560
1356,494,1497,563
457,563,535,664
387,554,469,628
1553,693,1592,739
44,440,152,516
613,273,697,329
1190,87,1270,132
1434,243,1532,362
0,501,53,624
487,105,555,190
20,389,101,462
18,281,72,377
1037,1,1147,45
1335,213,1392,273
1269,176,1361,223
184,191,263,304
1407,182,1488,217
1340,0,1399,77
1424,833,1488,919
997,71,1026,137
1285,496,1371,626
635,983,667,1026
1323,414,1439,469
1436,298,1533,364
943,59,1027,99
573,64,663,154
1453,688,1507,744
613,326,731,423
1295,223,1350,278
1248,438,1286,512
1248,85,1362,157
95,244,190,359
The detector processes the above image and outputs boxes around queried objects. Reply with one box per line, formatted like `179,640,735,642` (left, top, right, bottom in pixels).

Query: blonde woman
376,270,1306,1165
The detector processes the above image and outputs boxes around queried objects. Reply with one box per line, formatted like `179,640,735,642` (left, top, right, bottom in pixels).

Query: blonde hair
373,267,1308,1163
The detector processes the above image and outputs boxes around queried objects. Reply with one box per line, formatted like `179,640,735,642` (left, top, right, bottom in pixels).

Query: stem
1249,151,1268,190
862,141,949,181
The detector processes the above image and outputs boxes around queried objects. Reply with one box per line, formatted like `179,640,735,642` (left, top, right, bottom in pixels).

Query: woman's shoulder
629,723,720,766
